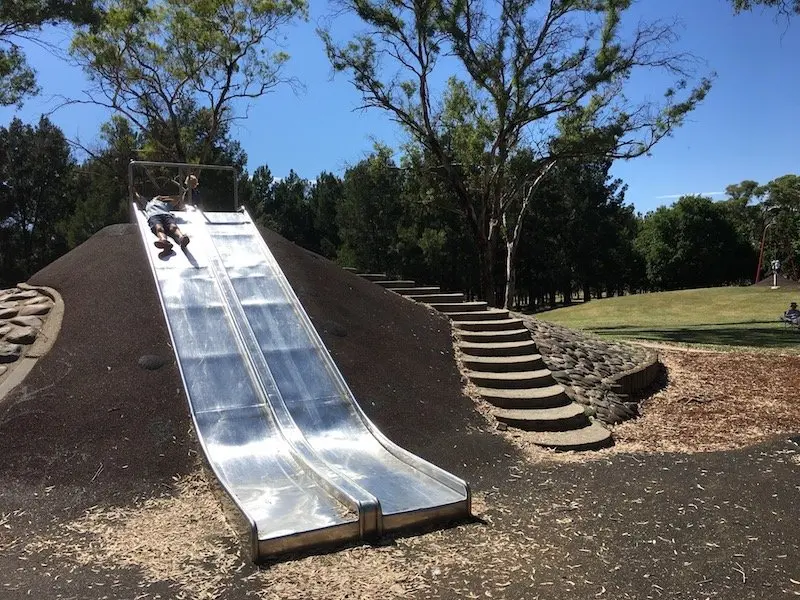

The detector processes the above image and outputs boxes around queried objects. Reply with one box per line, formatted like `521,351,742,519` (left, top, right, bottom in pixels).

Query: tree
248,164,275,225
635,195,755,290
730,0,800,16
70,0,307,163
397,146,480,294
0,117,78,284
718,180,763,250
513,157,640,306
322,0,712,306
62,116,141,249
758,174,800,280
1,0,98,106
554,159,630,301
261,170,316,249
309,172,344,259
338,147,404,274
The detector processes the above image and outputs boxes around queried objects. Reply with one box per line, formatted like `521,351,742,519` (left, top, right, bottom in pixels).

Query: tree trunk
502,162,556,309
504,239,517,309
477,237,496,306
583,283,591,303
563,280,572,305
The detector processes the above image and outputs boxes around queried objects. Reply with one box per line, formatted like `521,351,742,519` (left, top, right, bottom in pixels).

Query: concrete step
458,339,538,357
358,273,389,281
466,369,554,389
460,353,546,373
409,292,466,303
474,384,570,409
376,280,416,289
456,328,531,344
391,286,440,295
448,308,510,322
493,403,588,432
455,318,526,332
431,301,488,313
343,266,357,272
524,422,614,451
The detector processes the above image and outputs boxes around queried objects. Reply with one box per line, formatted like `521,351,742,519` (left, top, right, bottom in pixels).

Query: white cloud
655,191,725,200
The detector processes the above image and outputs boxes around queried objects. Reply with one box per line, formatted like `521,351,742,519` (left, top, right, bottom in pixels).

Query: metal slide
134,205,470,561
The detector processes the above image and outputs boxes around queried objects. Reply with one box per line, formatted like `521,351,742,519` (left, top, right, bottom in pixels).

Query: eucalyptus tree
70,0,307,163
322,0,712,306
0,117,78,283
730,0,799,15
1,0,98,105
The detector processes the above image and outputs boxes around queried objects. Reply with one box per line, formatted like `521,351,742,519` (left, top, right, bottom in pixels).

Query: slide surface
134,206,470,560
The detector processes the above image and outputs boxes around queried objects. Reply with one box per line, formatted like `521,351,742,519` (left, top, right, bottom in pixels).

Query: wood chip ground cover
12,346,800,599
611,348,800,454
18,443,799,600
19,479,504,600
495,346,800,461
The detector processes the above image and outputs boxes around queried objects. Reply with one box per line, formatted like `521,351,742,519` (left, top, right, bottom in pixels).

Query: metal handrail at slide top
128,160,239,211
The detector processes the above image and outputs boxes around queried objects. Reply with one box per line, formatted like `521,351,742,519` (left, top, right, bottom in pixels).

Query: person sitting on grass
781,302,800,324
138,190,190,252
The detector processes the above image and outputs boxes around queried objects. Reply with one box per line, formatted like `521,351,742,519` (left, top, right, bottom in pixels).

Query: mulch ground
611,348,800,453
0,224,798,599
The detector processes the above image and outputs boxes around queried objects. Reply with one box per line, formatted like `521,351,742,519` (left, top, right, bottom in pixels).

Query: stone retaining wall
0,283,64,399
602,353,662,397
515,314,663,425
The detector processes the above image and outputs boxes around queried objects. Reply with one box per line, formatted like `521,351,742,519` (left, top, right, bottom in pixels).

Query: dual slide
134,205,470,561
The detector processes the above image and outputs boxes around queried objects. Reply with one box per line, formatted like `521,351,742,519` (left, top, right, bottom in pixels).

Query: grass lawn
536,285,800,350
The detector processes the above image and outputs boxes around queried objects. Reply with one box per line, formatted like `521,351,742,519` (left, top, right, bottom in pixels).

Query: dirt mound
2,224,799,600
0,222,514,520
0,222,518,595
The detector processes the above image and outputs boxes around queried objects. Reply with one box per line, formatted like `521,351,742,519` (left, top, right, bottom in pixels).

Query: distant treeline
1,116,795,307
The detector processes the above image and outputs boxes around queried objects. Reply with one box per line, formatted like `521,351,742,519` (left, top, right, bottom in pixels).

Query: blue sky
1,0,798,214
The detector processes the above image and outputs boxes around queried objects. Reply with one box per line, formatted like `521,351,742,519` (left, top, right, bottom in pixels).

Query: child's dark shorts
148,213,177,233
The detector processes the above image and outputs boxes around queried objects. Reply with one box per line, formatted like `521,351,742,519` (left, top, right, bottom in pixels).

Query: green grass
537,286,800,350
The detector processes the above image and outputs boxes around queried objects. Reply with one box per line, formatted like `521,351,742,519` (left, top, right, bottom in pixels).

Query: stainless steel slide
134,205,470,561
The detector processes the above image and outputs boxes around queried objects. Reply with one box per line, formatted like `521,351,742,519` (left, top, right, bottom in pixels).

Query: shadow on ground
589,324,800,348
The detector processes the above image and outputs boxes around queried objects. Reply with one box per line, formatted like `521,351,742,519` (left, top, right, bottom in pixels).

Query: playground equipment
130,161,470,561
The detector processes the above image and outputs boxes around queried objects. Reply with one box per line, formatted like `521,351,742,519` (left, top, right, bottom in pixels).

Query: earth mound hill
0,222,515,535
3,224,799,600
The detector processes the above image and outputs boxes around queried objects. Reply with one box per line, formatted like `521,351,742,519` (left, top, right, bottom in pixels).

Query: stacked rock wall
517,315,663,424
0,285,59,382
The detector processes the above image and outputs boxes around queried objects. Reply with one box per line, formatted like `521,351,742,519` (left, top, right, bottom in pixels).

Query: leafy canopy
70,0,307,161
321,0,712,303
731,0,800,16
0,116,78,283
0,0,98,105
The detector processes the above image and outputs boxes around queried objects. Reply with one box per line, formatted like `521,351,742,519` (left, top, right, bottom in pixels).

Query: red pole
755,224,769,284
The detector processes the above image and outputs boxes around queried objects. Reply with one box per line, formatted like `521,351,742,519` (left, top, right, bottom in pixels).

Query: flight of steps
353,272,613,451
